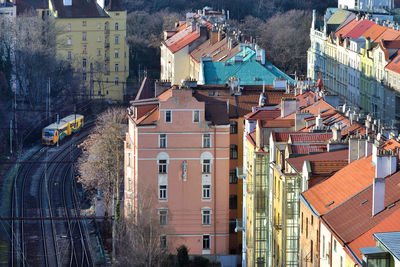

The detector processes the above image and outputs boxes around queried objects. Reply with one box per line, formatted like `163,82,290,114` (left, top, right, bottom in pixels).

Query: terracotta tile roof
286,149,348,172
244,109,281,120
362,24,387,41
51,0,108,18
303,139,400,216
386,53,400,73
323,172,400,262
302,155,375,215
168,31,200,54
288,133,333,143
349,208,400,262
335,18,358,38
261,119,295,128
374,28,400,43
310,160,348,175
271,131,291,142
136,104,157,119
344,19,375,39
290,144,327,154
190,38,240,63
135,106,159,125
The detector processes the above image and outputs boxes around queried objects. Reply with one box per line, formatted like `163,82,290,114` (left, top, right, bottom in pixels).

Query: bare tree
78,107,127,218
114,188,169,267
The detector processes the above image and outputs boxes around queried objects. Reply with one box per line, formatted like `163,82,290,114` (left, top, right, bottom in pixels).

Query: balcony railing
104,42,110,48
235,219,244,232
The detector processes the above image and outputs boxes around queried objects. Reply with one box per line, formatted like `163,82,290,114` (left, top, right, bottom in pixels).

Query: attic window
326,201,334,207
208,91,215,96
116,13,120,16
360,200,367,205
388,203,395,209
396,58,400,64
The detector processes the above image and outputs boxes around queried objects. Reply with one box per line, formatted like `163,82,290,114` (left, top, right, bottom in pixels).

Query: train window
44,130,54,138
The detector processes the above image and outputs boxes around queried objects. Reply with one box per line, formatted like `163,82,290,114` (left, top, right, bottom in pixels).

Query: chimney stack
281,98,299,118
332,125,342,141
372,149,398,216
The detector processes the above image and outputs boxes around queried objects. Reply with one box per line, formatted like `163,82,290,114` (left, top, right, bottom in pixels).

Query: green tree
177,245,189,267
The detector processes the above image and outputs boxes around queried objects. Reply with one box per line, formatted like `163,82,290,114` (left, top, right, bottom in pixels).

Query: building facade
49,0,129,101
125,88,231,256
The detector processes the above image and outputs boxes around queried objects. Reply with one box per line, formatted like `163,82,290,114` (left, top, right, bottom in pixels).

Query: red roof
344,19,375,39
375,28,400,43
271,131,291,142
335,18,359,38
322,172,400,262
288,133,333,143
168,31,200,54
290,144,327,154
362,24,387,41
286,149,348,172
386,53,400,74
244,109,281,120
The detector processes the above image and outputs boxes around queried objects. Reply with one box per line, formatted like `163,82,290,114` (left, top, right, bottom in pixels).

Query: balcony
104,42,110,49
104,29,110,34
235,219,244,232
104,56,110,62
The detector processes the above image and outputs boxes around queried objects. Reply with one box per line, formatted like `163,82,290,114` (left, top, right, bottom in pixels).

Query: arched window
115,22,119,30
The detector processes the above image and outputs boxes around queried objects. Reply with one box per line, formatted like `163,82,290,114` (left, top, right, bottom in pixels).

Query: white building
338,0,394,10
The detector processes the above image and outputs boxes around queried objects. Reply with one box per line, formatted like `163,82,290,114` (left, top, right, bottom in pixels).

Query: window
97,23,101,29
306,218,308,239
202,159,211,174
301,212,303,233
159,134,166,148
203,235,210,249
230,121,238,134
158,159,167,174
230,144,238,159
83,45,87,54
159,185,167,200
229,219,236,233
229,194,237,209
334,240,337,251
202,185,211,199
159,209,168,225
82,58,86,68
165,110,171,122
229,169,237,184
67,51,71,60
126,199,132,216
97,49,101,56
311,215,313,225
82,72,86,81
115,64,119,72
82,20,86,26
67,37,71,45
115,49,119,58
115,77,119,85
160,235,167,248
115,22,119,30
323,235,325,258
97,36,101,42
310,240,313,263
127,176,132,191
202,210,211,225
203,134,211,148
82,32,87,41
115,36,119,44
67,23,71,32
193,110,200,122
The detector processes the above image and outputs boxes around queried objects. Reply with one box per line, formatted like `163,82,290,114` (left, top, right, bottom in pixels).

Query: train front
42,128,55,145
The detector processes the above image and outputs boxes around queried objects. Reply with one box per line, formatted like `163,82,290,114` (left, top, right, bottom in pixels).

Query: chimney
372,149,398,216
312,9,316,30
332,125,341,141
281,98,299,118
348,137,358,163
365,137,373,157
366,37,371,50
295,112,313,131
210,28,218,44
218,29,223,42
358,137,366,159
315,112,323,128
199,25,208,38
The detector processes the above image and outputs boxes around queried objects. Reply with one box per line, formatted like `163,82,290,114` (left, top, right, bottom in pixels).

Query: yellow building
49,0,129,101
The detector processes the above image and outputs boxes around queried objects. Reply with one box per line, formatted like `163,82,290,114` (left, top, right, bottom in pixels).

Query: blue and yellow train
42,114,84,145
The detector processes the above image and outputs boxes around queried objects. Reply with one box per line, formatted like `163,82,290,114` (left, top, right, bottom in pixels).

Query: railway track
10,121,95,267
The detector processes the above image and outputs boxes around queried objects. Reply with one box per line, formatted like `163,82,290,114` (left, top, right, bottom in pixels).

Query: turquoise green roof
202,48,294,85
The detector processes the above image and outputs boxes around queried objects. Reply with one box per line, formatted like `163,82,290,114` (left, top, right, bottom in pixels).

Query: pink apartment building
125,87,230,255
